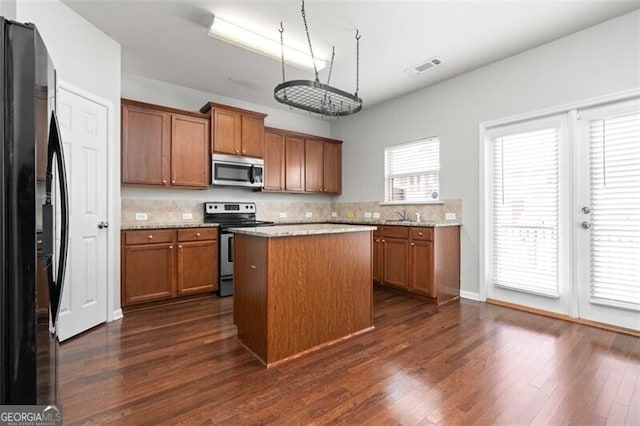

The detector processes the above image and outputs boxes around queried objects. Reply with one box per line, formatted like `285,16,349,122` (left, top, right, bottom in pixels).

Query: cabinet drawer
178,228,218,242
383,225,409,238
410,227,433,241
125,229,175,245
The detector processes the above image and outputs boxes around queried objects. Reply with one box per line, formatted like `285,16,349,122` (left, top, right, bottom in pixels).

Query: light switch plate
364,212,372,218
331,212,338,218
305,212,313,218
182,213,193,220
445,212,457,220
279,212,287,218
135,213,148,221
373,212,381,219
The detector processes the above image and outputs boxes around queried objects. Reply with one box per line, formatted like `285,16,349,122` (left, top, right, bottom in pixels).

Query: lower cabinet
374,225,460,304
121,227,218,307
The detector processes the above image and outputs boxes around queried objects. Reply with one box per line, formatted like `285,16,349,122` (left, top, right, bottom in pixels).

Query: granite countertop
121,223,219,230
230,223,377,238
330,219,461,228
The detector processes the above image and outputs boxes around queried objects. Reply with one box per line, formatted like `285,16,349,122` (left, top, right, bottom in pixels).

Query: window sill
379,200,445,206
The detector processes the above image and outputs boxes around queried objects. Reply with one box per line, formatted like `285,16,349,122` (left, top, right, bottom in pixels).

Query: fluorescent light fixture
208,15,326,71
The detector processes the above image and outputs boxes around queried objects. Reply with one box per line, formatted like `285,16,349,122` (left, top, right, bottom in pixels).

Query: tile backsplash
121,199,462,227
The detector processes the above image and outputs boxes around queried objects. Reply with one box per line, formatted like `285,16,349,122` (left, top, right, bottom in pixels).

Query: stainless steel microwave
211,153,264,188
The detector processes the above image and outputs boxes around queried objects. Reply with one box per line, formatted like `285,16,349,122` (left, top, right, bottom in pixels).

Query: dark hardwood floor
58,288,640,424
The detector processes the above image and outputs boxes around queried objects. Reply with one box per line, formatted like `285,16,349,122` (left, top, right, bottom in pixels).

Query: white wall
17,0,122,320
121,72,334,202
0,0,16,20
331,10,640,295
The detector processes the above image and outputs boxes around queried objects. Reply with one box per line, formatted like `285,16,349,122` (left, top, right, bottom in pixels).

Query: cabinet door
171,114,209,188
213,109,241,155
241,114,264,158
323,142,341,194
177,240,218,295
285,136,305,191
305,139,324,192
409,240,435,297
383,237,408,288
122,103,170,185
123,243,174,305
264,131,285,191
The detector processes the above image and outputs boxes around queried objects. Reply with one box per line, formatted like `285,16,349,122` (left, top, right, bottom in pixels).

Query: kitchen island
231,224,376,367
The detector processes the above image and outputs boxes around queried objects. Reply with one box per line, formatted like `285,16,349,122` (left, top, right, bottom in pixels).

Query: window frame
383,137,441,203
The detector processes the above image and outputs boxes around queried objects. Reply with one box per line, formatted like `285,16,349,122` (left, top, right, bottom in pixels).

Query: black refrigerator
0,18,68,405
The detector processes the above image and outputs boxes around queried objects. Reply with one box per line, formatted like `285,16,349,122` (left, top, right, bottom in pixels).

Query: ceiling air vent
405,57,443,77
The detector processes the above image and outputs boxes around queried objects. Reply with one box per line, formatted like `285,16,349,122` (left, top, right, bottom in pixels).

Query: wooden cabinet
373,225,460,305
121,99,209,189
305,139,324,192
264,130,285,191
200,102,267,158
285,135,305,192
263,127,342,195
121,228,218,308
177,229,218,295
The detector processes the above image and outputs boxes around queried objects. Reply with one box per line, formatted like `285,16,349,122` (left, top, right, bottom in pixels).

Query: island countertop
229,223,377,238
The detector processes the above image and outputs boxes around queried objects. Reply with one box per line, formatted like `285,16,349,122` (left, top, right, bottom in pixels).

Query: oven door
219,232,233,278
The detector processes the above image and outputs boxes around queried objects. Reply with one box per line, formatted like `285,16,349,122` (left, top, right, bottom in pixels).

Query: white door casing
56,86,109,341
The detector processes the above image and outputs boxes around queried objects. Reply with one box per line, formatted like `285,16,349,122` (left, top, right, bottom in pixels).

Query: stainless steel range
203,202,274,297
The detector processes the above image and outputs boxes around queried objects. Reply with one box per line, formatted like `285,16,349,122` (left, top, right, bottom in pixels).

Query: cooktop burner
203,202,275,229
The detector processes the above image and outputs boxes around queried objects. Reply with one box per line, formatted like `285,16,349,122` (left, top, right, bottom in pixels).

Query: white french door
484,96,640,331
576,100,640,331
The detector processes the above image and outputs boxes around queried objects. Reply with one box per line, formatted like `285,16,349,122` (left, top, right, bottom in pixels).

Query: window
492,124,560,297
384,138,440,202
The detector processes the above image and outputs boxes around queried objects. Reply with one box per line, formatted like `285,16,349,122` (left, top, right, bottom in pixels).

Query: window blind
589,111,640,310
493,127,560,297
384,138,440,202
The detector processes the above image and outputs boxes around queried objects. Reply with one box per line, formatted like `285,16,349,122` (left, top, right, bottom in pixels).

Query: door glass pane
589,111,640,310
493,127,560,297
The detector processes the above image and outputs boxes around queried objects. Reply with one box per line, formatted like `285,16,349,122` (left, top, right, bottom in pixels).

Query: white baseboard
110,309,123,322
460,290,481,301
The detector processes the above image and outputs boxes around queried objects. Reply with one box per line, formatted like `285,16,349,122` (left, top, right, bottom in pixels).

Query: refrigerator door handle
44,111,69,328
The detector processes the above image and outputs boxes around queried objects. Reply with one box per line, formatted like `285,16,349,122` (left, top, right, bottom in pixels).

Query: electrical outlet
279,212,287,218
373,212,381,219
445,212,457,220
331,212,338,218
305,212,313,218
182,213,193,220
135,213,148,221
364,212,372,218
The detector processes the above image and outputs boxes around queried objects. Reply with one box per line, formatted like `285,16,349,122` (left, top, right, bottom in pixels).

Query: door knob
581,221,591,229
581,206,591,214
98,221,109,229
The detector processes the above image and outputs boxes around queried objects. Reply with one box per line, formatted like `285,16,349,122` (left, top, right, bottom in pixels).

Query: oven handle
228,234,233,263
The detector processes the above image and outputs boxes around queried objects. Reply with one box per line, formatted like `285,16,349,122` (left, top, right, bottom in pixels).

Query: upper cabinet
121,99,209,189
200,102,267,158
264,127,342,195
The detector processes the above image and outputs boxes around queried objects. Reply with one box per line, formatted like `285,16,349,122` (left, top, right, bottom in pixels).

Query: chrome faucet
394,209,408,221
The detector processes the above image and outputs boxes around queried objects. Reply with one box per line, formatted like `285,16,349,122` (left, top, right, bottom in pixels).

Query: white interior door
576,100,640,331
56,86,109,341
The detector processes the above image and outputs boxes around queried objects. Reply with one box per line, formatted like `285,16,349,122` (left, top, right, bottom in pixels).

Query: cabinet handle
172,180,176,184
148,235,153,239
162,180,167,184
382,240,386,243
169,245,173,249
411,242,415,246
235,149,239,154
418,232,423,236
196,232,201,237
178,245,183,249
242,149,246,154
375,239,379,242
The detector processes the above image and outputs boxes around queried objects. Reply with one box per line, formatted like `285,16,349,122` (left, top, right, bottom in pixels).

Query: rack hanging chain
301,0,319,82
279,22,286,84
322,46,336,113
355,29,361,97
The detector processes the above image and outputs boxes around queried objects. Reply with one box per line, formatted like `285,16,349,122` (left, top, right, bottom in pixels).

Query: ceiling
63,0,640,117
